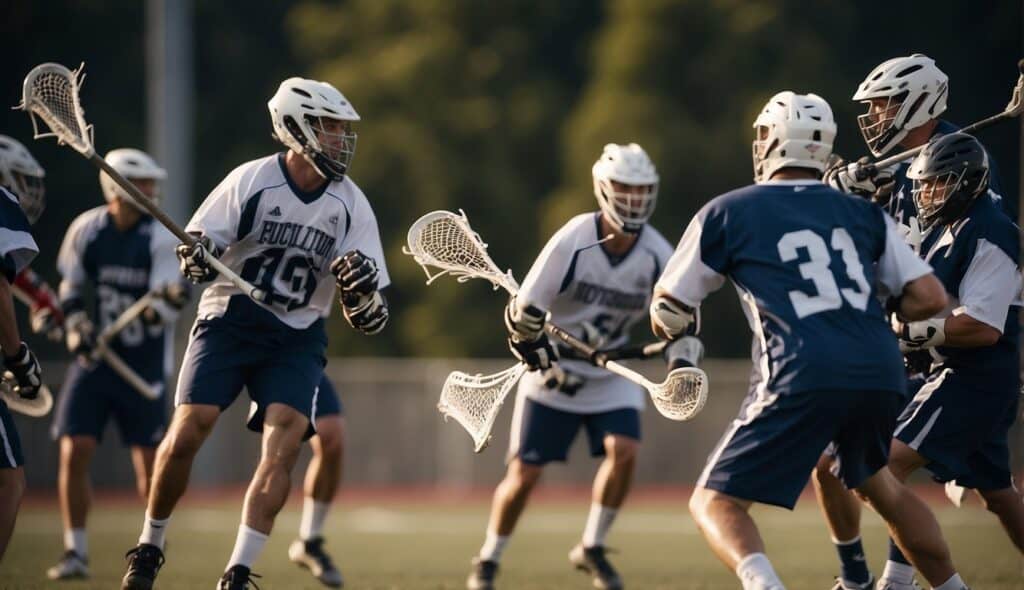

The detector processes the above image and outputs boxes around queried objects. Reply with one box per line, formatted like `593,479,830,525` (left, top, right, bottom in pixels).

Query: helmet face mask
0,135,46,224
269,77,361,182
907,132,989,230
592,143,659,234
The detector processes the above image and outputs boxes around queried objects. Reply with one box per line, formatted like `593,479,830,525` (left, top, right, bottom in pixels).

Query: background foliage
1,0,1020,358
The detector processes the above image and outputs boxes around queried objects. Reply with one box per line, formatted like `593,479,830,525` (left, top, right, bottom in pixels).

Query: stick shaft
96,293,155,345
89,154,266,302
874,111,1014,168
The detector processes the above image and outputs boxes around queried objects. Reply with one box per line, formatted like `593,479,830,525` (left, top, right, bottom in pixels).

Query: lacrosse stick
405,210,708,422
872,58,1024,169
0,372,52,418
11,287,159,400
439,364,527,452
16,63,268,305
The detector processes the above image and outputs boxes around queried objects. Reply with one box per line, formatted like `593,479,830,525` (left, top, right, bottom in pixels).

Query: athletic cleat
217,565,262,590
121,543,165,590
466,557,499,590
569,544,623,590
832,575,875,590
46,550,89,580
875,578,922,590
289,537,344,587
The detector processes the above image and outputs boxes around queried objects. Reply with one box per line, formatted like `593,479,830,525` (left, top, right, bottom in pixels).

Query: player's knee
605,436,639,468
62,436,97,467
978,487,1020,515
162,423,205,459
313,417,344,460
688,486,712,520
509,460,543,490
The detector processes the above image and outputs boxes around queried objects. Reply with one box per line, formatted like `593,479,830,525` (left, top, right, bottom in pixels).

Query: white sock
478,530,510,563
299,498,330,541
226,524,269,570
64,528,88,558
933,573,967,590
138,513,170,550
581,503,618,548
736,553,785,590
881,560,916,585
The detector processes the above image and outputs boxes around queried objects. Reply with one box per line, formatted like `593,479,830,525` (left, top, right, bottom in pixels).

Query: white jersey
516,212,674,413
187,154,390,330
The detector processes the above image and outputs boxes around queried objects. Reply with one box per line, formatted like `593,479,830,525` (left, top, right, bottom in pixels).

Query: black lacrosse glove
141,283,191,326
904,350,934,376
331,250,380,308
176,236,220,284
64,311,96,357
4,342,42,400
342,291,389,335
543,366,585,396
508,333,558,371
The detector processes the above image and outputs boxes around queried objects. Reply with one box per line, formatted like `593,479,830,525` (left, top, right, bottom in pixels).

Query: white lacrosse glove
665,336,705,369
824,156,897,205
504,295,547,342
893,317,946,353
64,311,96,357
3,342,42,400
579,320,608,349
650,295,700,340
176,236,220,284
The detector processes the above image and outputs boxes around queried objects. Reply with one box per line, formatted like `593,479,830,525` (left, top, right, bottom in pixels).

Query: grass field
2,492,1021,589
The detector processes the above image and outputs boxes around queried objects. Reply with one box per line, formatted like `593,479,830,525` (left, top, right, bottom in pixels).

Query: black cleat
289,537,344,587
569,544,623,590
466,557,499,590
121,544,165,590
217,564,262,590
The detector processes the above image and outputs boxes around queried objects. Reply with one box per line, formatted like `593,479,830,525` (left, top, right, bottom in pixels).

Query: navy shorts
246,372,343,436
0,399,23,468
176,316,326,428
700,388,900,509
52,362,167,447
895,367,1018,490
510,397,641,465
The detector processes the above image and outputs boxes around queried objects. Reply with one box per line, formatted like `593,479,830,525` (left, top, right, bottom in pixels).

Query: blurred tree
286,0,603,356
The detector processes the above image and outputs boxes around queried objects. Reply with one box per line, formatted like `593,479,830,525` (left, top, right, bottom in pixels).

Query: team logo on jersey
257,220,337,268
572,280,646,310
268,206,282,217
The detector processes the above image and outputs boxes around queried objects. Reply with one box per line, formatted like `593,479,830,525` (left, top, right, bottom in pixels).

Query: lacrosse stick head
648,366,708,421
438,363,526,453
403,210,518,293
0,373,53,418
1006,59,1024,117
16,63,95,157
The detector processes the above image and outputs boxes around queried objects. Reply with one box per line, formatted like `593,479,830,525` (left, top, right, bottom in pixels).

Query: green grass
2,496,1021,589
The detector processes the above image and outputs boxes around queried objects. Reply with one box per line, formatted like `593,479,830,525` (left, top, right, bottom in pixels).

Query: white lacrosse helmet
592,143,659,234
752,91,836,182
100,148,167,207
268,77,360,181
853,54,948,157
0,134,45,224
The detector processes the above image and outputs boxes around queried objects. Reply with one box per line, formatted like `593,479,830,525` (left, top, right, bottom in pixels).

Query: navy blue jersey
886,120,1010,241
58,206,180,380
0,187,38,281
657,180,932,397
918,194,1021,383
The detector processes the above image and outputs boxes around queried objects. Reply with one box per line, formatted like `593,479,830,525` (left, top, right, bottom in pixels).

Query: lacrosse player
0,134,45,561
467,143,702,590
816,55,1017,590
652,91,972,590
121,76,389,590
835,134,1023,590
44,148,185,580
245,370,347,588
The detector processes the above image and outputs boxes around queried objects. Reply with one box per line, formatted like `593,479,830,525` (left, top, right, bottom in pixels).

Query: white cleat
944,481,969,507
875,578,922,590
832,576,874,590
289,537,344,588
47,550,90,580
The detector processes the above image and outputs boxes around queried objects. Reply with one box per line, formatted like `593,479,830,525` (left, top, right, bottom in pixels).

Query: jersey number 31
777,228,870,319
